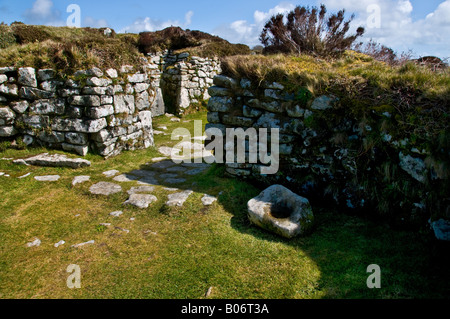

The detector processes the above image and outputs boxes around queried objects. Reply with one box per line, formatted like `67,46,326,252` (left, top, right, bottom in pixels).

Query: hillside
0,24,250,73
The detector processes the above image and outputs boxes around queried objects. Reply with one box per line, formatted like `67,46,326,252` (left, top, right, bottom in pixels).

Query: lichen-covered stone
247,185,314,239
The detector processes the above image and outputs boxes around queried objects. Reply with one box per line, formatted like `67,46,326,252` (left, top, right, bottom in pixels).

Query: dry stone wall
0,52,220,157
156,52,221,114
206,74,449,232
0,64,156,157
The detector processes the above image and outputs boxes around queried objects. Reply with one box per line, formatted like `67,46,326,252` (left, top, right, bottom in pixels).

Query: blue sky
0,0,449,59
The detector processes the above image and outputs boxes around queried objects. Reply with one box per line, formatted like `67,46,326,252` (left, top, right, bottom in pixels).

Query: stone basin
247,185,314,239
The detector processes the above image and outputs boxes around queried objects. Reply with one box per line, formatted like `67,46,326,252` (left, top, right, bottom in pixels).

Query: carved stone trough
247,185,314,239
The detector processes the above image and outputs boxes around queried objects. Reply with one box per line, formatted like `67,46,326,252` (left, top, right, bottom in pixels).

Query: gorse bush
260,4,365,57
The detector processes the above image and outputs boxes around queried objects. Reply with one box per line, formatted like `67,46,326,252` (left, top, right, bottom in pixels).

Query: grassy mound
138,26,251,58
0,24,142,74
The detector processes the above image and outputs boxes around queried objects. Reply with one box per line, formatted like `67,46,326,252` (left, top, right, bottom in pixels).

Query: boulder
247,185,314,239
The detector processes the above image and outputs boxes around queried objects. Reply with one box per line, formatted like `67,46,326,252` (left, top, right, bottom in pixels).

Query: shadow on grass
131,160,450,299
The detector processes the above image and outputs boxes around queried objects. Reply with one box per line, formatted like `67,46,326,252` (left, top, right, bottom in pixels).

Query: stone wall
0,52,220,157
0,64,155,157
156,52,221,114
206,75,449,231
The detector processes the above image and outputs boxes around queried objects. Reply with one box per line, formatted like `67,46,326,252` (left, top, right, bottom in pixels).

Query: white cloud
185,11,194,27
120,11,194,33
213,2,295,47
24,0,64,26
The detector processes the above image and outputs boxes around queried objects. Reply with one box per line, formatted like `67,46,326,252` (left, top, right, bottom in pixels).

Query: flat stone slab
202,195,218,206
129,170,156,178
158,147,173,157
113,174,141,183
127,186,155,195
165,178,187,184
14,153,91,169
159,173,179,180
89,182,122,196
167,166,188,173
72,240,95,248
247,185,314,239
151,157,168,162
152,159,176,169
138,179,160,186
166,190,194,207
109,211,123,217
72,175,90,186
35,175,60,182
103,170,120,177
185,167,208,176
124,194,158,209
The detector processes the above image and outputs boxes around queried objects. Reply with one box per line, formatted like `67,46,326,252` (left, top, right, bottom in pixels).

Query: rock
54,240,65,248
0,107,15,120
23,135,34,146
165,178,187,184
0,74,7,84
20,87,54,100
103,170,120,177
18,67,37,87
213,75,238,89
26,238,41,247
37,69,56,81
128,73,148,83
207,96,234,113
72,176,91,186
166,190,194,207
72,240,95,248
247,185,314,239
431,219,450,241
65,132,89,145
158,147,174,158
124,194,158,209
87,105,114,119
311,95,336,110
0,126,16,137
69,95,101,107
127,186,155,195
114,95,135,114
106,68,118,78
86,77,112,87
87,67,104,77
120,65,134,74
0,83,18,97
167,166,187,173
113,174,141,183
62,143,89,157
399,152,427,183
34,175,61,182
10,101,29,114
202,195,217,206
109,211,123,217
185,167,208,176
89,182,122,196
14,153,91,168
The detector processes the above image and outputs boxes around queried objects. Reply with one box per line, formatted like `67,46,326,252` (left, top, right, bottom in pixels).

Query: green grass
0,111,449,299
0,25,142,74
